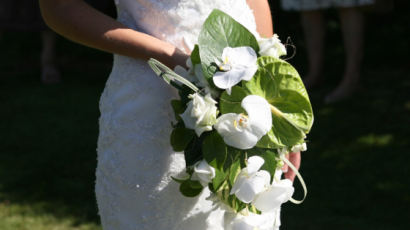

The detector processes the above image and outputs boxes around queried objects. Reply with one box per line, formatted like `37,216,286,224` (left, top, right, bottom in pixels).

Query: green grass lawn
0,3,409,230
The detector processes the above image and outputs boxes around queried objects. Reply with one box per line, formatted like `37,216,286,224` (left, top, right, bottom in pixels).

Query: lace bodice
114,0,257,52
95,1,269,230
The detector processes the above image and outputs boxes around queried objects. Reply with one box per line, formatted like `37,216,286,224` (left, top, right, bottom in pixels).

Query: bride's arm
39,0,187,68
246,0,274,37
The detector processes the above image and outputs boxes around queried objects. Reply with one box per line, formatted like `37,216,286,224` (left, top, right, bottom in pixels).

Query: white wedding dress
96,1,280,229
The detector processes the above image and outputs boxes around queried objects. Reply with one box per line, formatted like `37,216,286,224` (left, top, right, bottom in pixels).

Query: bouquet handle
148,58,199,93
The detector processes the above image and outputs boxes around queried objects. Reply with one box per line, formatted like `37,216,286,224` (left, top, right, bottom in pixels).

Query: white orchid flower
213,47,258,94
257,34,287,58
214,95,272,150
181,93,218,136
191,160,216,187
291,143,307,153
230,156,271,204
252,179,294,212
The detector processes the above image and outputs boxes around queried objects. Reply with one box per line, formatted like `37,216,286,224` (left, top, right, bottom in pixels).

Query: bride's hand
167,47,190,69
282,152,301,182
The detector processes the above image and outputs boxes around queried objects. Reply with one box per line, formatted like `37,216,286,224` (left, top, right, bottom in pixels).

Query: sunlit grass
0,201,101,230
357,134,394,147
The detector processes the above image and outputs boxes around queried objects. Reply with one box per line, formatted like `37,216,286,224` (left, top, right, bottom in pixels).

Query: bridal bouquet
148,10,313,229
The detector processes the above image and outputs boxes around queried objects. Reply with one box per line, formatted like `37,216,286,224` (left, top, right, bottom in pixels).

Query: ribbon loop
280,154,307,204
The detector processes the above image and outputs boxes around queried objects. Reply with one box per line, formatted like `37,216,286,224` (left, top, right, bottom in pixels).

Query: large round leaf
219,57,313,148
198,9,259,81
244,57,314,148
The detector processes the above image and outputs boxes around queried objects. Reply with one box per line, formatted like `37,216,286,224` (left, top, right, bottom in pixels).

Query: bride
39,0,301,229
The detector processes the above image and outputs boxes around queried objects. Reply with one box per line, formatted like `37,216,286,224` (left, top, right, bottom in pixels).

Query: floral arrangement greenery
148,9,313,229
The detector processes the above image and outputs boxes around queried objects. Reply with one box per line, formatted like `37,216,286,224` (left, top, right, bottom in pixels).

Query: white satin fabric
95,1,266,229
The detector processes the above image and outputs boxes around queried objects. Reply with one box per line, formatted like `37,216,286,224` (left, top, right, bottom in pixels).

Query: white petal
214,114,259,150
195,125,212,137
214,113,238,135
241,95,272,138
180,101,196,130
253,179,294,212
291,143,307,152
194,160,216,177
230,171,247,195
193,160,216,187
213,47,258,92
204,93,218,104
274,169,283,181
215,96,272,150
252,170,271,194
258,35,287,58
235,170,270,203
227,130,258,150
239,64,258,81
224,46,257,67
213,68,246,91
246,156,265,174
234,180,257,203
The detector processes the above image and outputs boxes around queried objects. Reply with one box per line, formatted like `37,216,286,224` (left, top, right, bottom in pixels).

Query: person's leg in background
325,7,364,103
300,10,326,89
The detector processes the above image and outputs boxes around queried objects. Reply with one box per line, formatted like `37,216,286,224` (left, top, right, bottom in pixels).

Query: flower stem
270,105,283,117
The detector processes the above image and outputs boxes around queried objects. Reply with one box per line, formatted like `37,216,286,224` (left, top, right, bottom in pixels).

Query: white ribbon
280,154,307,204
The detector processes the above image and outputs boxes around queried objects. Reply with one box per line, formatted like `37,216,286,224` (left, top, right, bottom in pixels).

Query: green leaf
170,127,195,152
257,115,306,149
171,176,188,184
198,9,259,81
228,160,241,187
191,45,201,65
212,168,227,191
202,131,227,170
184,135,205,168
219,86,247,115
178,85,193,105
171,100,186,121
180,180,203,197
224,147,243,170
228,194,247,213
242,57,314,148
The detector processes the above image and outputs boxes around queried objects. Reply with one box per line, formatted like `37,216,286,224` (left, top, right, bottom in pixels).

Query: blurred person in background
281,0,375,103
0,0,61,84
0,0,114,84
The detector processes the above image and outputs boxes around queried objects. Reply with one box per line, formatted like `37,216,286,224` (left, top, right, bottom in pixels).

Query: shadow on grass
0,80,104,225
281,70,410,229
0,32,112,227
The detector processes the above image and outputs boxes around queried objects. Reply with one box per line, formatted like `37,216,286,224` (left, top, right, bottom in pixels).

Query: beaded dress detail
95,1,259,229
